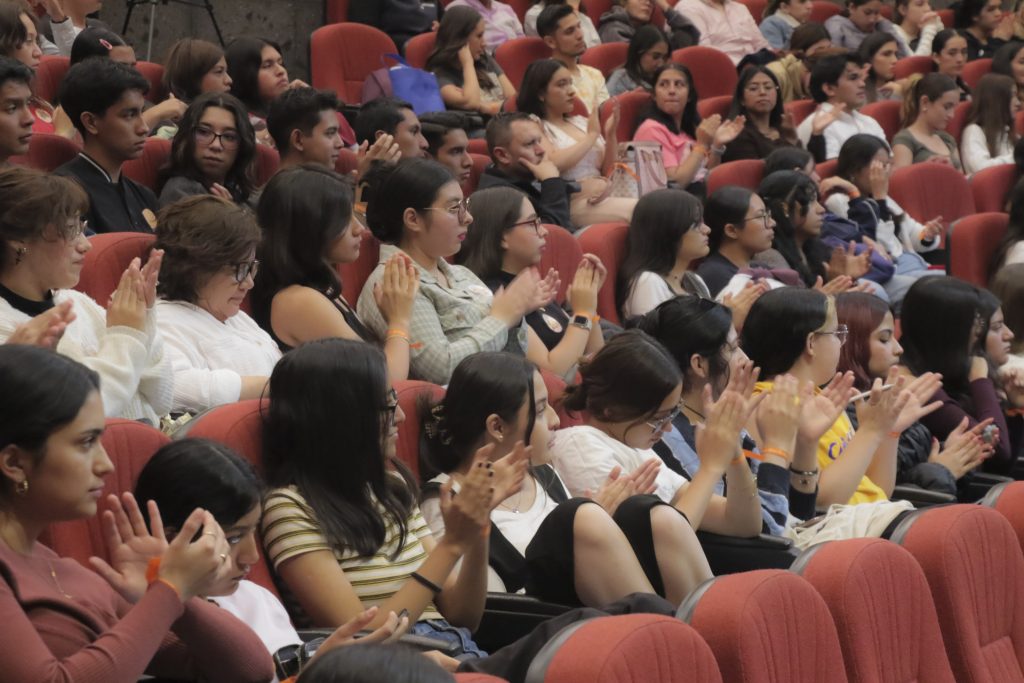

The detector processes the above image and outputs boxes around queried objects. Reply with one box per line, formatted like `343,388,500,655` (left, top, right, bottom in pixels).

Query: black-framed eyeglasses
646,406,681,435
421,198,471,222
510,215,543,234
814,324,849,346
383,388,399,427
746,211,772,228
230,259,259,283
195,126,241,150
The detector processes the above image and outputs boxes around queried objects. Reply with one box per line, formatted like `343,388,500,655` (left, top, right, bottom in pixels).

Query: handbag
360,54,445,115
608,141,668,198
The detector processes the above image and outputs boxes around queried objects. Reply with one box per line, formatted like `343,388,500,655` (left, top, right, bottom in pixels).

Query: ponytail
901,72,957,128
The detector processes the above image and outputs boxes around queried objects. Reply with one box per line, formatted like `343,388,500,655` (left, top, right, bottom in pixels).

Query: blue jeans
883,252,943,312
411,619,488,660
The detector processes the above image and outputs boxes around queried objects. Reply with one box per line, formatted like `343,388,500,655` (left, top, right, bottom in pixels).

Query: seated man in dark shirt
54,58,157,233
268,87,344,172
477,112,573,230
348,0,438,49
0,58,33,166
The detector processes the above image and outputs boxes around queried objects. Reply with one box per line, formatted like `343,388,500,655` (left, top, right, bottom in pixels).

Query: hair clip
99,39,113,51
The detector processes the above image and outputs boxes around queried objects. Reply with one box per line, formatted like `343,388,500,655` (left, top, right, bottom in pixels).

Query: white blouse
960,124,1015,176
155,300,281,413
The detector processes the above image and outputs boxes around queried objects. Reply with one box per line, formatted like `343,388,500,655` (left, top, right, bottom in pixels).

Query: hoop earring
14,247,26,265
15,480,28,495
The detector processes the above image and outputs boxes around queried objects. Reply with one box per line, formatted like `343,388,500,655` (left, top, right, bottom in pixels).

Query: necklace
682,402,706,422
497,477,532,514
47,560,74,599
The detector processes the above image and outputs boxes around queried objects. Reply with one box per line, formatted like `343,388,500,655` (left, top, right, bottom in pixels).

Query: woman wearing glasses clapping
158,93,258,208
153,195,281,415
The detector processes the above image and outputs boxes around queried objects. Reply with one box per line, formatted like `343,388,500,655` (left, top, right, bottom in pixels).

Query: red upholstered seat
527,614,723,683
809,0,842,21
41,419,170,567
404,31,437,70
893,55,934,80
696,94,732,120
947,212,1008,287
816,157,839,179
255,144,280,187
74,232,156,305
495,38,552,89
707,159,765,195
971,163,1017,213
454,674,508,683
337,230,381,304
739,0,768,21
938,8,954,26
576,221,628,324
311,23,398,104
793,538,956,683
982,480,1024,558
9,131,80,171
537,224,584,303
34,55,69,103
464,152,491,196
860,99,901,143
671,46,737,99
962,58,992,90
325,0,349,22
891,505,1024,682
395,380,446,481
784,99,817,126
680,570,848,683
580,42,628,78
601,89,652,142
946,100,971,144
889,161,974,230
135,60,167,103
121,136,171,194
336,147,359,176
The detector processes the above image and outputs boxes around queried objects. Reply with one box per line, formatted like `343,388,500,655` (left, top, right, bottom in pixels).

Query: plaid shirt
356,244,528,385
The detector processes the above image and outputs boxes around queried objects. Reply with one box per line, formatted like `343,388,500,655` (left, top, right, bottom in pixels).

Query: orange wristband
146,557,181,600
760,447,790,462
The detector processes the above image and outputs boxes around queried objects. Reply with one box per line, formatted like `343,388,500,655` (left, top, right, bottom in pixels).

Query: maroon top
919,378,1012,466
0,541,273,682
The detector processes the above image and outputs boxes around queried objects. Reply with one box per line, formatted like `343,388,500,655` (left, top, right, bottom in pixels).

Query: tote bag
608,141,668,198
361,54,445,115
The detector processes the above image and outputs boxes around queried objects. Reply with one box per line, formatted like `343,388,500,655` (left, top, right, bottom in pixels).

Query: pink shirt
634,118,708,182
675,0,771,64
447,0,525,52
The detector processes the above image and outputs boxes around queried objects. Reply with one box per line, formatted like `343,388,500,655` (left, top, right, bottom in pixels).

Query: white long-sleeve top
891,19,941,57
155,300,281,414
0,289,173,423
960,124,1015,175
825,193,942,260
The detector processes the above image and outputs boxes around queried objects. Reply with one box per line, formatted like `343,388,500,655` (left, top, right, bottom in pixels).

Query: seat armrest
696,531,798,574
891,484,956,506
473,593,573,652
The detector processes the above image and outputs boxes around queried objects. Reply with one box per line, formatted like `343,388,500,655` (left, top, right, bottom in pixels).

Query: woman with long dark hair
989,178,1024,276
225,36,308,145
960,73,1019,174
892,72,963,170
859,31,904,102
695,185,778,298
606,25,669,96
991,40,1024,100
757,170,837,288
759,0,813,50
931,29,972,99
721,66,800,163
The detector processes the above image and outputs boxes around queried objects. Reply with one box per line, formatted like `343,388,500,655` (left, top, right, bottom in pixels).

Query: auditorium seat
404,31,437,70
706,159,765,195
135,60,167,103
601,89,652,143
860,100,901,143
946,212,1007,287
893,55,934,80
8,132,79,172
809,0,842,22
74,232,156,305
34,55,69,103
961,58,992,91
815,158,838,179
121,136,171,194
889,162,974,242
784,99,817,126
495,37,552,89
395,379,446,481
580,42,628,78
537,224,584,303
255,144,280,187
576,221,628,324
337,230,381,304
970,163,1017,213
671,46,737,99
464,152,490,195
311,23,398,104
945,100,971,144
981,481,1024,555
696,95,732,121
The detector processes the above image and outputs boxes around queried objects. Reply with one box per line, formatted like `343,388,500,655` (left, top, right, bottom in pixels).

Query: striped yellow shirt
261,486,442,622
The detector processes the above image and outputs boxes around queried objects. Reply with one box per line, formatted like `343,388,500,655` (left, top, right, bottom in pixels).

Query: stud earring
15,479,28,495
14,247,26,265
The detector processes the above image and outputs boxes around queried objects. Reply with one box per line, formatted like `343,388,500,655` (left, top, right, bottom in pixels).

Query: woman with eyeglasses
0,166,173,424
153,195,281,415
897,276,1016,469
720,67,802,164
742,287,942,506
550,329,765,540
458,186,605,380
158,93,257,208
356,159,548,386
251,164,418,384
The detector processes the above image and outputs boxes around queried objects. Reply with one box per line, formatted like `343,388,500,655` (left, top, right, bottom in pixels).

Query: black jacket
477,165,574,231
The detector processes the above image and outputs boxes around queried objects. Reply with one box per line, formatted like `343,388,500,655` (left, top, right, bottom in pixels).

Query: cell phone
982,424,998,445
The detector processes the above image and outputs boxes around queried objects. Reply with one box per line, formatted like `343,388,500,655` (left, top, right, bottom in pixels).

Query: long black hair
742,287,830,379
251,165,354,334
0,347,100,492
516,58,565,119
728,65,783,129
363,158,457,245
623,25,669,89
705,185,754,253
422,353,537,476
758,170,830,287
636,63,701,137
262,339,417,559
225,36,282,116
457,186,530,280
425,5,496,91
991,176,1024,279
616,188,705,315
161,91,257,201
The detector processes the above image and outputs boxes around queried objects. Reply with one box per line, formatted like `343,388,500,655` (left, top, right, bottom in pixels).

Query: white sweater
960,124,1015,176
155,300,282,414
0,289,173,423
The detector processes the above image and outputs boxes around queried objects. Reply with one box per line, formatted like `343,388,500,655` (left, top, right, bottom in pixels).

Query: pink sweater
0,541,274,682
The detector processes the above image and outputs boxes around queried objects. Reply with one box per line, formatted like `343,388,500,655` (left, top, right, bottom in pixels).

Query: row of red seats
34,55,167,105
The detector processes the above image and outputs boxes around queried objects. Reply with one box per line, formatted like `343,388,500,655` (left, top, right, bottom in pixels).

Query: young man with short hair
353,97,429,161
54,59,158,233
0,57,33,165
268,87,345,171
796,52,886,161
537,4,609,115
479,112,572,229
419,111,474,187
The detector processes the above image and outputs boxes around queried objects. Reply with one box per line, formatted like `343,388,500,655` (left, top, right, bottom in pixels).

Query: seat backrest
961,58,992,90
937,8,954,26
792,538,956,683
889,161,975,226
537,224,584,304
893,55,935,80
739,0,768,21
335,147,359,177
809,0,842,21
495,37,552,89
404,31,437,70
135,60,167,103
706,159,765,195
254,144,280,187
74,232,156,304
395,379,446,482
311,23,398,103
981,481,1024,555
580,42,629,78
600,89,652,142
696,94,732,121
971,163,1017,213
337,230,381,304
946,99,972,144
859,100,901,143
453,675,508,683
784,98,817,126
35,55,70,103
464,152,491,196
671,46,737,99
121,136,172,194
9,131,80,171
326,0,349,22
42,419,169,567
816,157,839,179
528,614,722,683
542,368,583,428
681,570,848,683
892,504,1024,683
576,221,629,324
947,211,1008,287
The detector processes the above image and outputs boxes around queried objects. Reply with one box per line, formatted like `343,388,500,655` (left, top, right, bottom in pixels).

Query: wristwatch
571,314,592,331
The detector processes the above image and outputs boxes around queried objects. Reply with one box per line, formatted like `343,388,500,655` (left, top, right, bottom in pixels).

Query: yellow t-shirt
754,381,887,505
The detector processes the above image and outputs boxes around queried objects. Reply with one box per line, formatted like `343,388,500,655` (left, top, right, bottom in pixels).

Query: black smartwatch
571,314,592,331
